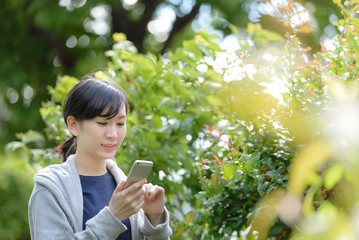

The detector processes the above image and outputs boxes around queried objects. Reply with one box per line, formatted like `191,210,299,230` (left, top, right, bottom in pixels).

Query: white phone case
124,160,153,189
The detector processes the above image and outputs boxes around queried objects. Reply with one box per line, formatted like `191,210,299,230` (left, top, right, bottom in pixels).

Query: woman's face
75,106,127,162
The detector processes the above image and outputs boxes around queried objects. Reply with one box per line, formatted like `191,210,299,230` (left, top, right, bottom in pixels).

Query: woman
28,77,172,239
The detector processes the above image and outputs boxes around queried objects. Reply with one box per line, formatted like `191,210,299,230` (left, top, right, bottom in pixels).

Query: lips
102,144,116,150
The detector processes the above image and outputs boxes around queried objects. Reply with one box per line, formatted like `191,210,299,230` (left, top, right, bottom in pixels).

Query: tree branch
23,0,75,70
161,4,200,54
111,4,133,37
32,25,75,70
111,0,163,52
135,0,162,51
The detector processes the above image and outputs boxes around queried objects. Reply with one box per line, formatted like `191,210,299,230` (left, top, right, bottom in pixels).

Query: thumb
114,180,126,194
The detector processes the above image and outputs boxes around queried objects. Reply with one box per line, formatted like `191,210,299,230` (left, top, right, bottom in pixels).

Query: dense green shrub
5,1,359,239
6,31,223,236
0,150,35,240
180,0,359,239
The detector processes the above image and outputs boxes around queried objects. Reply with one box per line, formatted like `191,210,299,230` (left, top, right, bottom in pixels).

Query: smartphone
124,160,153,189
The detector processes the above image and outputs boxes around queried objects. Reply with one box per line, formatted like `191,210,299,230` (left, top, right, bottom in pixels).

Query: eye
117,123,125,126
97,122,107,126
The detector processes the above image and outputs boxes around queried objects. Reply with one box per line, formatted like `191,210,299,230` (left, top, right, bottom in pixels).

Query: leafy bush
6,31,224,236
180,0,359,239
5,1,359,239
0,148,35,240
187,120,295,239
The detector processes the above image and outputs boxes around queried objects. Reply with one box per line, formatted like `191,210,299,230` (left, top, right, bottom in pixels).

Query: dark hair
56,77,129,162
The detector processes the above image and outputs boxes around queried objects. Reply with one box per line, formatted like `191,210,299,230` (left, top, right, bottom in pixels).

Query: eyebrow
105,115,127,120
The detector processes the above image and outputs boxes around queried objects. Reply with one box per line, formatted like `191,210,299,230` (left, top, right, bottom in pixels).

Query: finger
143,184,153,203
148,186,164,200
114,180,126,194
126,180,147,196
133,191,145,209
131,179,147,191
143,183,153,195
136,199,145,211
144,183,153,189
124,194,144,217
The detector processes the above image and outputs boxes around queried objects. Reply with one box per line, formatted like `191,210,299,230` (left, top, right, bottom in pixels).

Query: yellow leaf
299,26,314,34
289,140,335,195
211,171,220,187
94,71,110,80
185,211,195,224
112,32,127,43
175,226,184,236
247,22,262,35
247,189,285,239
324,164,345,190
195,35,208,45
206,95,226,106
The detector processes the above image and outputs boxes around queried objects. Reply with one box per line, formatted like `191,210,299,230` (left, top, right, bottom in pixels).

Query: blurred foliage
0,168,33,240
2,0,359,239
242,1,359,240
0,149,35,240
0,0,342,148
177,0,359,239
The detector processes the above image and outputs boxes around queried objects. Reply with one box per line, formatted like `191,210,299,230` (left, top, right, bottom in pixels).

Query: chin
104,153,116,160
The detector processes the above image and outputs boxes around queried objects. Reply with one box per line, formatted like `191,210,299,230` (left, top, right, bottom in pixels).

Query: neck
74,153,107,176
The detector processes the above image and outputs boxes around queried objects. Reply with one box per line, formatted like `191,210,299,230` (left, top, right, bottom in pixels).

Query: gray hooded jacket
28,155,172,239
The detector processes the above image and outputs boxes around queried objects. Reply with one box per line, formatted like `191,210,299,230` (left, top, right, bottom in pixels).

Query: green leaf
224,163,237,181
251,152,260,162
15,130,45,147
185,211,195,224
247,22,262,35
5,142,25,157
324,164,345,190
253,29,284,46
228,23,240,38
133,55,156,79
211,171,220,187
169,48,186,62
151,115,163,128
223,225,232,235
265,170,278,179
206,95,226,106
302,180,321,216
53,76,79,104
257,182,268,196
244,160,252,172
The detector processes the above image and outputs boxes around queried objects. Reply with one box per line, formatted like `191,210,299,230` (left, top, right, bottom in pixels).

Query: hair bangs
63,78,129,124
99,93,123,119
86,82,126,119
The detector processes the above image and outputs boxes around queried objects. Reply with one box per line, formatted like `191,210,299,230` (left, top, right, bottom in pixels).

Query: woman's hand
109,180,146,221
142,183,165,227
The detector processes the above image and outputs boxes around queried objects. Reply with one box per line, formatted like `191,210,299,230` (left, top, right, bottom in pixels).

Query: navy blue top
80,171,132,239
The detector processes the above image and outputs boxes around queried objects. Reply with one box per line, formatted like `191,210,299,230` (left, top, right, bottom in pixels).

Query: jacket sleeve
138,207,173,240
28,184,127,240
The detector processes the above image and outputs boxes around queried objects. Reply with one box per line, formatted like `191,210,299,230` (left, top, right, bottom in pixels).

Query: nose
105,124,118,139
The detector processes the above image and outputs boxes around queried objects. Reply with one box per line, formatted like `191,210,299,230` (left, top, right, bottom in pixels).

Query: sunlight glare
329,103,359,143
219,34,240,53
258,0,310,27
147,6,176,34
260,76,289,104
278,193,302,226
123,0,138,6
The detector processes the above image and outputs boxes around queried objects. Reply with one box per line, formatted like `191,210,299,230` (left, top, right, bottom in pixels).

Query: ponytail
55,136,77,162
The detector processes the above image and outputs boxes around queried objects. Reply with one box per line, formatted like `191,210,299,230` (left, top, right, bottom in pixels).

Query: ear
67,116,79,137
